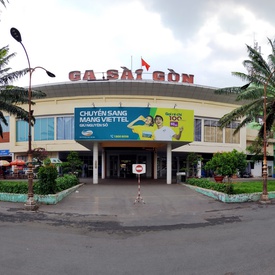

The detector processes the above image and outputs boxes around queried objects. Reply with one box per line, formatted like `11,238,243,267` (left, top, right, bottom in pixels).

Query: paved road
1,178,259,226
0,179,275,274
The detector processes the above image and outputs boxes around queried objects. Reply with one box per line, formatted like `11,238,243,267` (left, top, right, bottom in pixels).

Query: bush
61,151,83,176
37,165,58,195
55,174,79,192
204,149,247,178
0,181,28,194
186,178,233,194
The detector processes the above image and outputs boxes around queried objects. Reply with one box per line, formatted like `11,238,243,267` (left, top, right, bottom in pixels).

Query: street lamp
10,27,55,210
260,70,275,203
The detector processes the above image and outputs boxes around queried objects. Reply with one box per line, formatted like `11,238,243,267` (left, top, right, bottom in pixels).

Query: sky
1,0,275,88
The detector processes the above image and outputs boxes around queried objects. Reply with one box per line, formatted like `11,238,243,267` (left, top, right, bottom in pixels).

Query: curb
183,183,275,203
0,183,83,205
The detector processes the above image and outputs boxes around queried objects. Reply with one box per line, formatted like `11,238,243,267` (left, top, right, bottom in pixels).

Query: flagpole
131,55,133,71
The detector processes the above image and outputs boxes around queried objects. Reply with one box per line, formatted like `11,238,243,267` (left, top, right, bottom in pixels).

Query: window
16,120,28,142
57,116,74,140
225,121,240,143
16,116,74,142
2,116,9,132
34,117,54,141
204,119,223,142
194,119,202,141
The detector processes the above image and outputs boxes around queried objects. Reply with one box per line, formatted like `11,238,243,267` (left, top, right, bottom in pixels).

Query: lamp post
10,27,55,210
260,70,275,203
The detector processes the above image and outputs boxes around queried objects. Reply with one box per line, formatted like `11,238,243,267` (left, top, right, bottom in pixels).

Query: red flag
141,58,150,71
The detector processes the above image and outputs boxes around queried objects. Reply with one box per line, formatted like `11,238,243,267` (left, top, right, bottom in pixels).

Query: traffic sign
132,164,146,174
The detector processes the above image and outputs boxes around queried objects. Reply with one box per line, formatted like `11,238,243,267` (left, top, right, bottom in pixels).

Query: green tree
0,45,46,137
0,0,8,8
0,0,46,138
246,137,265,162
215,38,275,140
61,151,83,176
204,149,247,181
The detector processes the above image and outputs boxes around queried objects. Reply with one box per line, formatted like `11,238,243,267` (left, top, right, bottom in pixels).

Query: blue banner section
0,150,11,156
74,107,194,142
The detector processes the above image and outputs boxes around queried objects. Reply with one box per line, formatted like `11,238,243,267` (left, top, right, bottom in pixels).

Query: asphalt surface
2,177,275,275
0,177,264,227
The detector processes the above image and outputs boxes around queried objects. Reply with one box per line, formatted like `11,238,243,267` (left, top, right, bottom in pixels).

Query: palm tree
215,38,275,140
0,0,45,138
0,0,8,8
0,45,46,137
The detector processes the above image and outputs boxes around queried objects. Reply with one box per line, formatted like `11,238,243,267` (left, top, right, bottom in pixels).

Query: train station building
0,68,274,183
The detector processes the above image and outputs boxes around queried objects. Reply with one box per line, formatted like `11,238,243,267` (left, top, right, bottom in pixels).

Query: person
127,115,155,140
154,115,183,141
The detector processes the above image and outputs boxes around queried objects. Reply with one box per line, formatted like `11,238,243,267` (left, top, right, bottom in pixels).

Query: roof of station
33,80,243,105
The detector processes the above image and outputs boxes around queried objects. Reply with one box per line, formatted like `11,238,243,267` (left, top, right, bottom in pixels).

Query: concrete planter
183,183,275,203
0,183,83,205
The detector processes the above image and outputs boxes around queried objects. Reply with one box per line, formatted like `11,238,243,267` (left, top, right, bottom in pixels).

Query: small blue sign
0,150,11,156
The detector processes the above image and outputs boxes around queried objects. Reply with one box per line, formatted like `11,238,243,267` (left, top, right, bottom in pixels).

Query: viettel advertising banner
75,107,194,142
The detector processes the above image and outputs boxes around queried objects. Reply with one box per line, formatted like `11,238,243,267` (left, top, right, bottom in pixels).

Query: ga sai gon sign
74,107,194,142
69,68,194,84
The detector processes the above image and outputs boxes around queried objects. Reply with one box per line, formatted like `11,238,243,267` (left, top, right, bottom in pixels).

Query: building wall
0,94,247,151
0,81,271,179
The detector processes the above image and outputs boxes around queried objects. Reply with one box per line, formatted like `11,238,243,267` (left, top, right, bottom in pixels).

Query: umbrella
10,159,26,166
0,160,10,166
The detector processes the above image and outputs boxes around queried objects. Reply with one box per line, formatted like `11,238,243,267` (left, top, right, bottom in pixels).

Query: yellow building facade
0,78,273,183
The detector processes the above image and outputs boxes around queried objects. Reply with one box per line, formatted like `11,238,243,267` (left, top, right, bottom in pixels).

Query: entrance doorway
106,149,152,179
109,155,119,177
120,155,136,178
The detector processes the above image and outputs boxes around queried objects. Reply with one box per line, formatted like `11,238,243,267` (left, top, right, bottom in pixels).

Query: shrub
0,175,79,195
0,181,28,194
55,174,79,192
186,178,233,194
61,151,83,176
204,149,247,179
0,176,79,195
37,164,58,195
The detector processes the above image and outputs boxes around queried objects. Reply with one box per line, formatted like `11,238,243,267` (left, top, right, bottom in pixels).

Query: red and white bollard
134,174,145,204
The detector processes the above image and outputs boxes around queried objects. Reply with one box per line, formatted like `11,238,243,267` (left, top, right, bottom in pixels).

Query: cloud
1,0,275,89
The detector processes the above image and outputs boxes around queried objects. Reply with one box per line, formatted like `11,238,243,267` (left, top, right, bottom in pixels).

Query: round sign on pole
136,165,143,173
132,164,146,174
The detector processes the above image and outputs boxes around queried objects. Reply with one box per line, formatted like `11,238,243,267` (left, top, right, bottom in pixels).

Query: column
166,142,172,184
101,148,105,179
154,149,158,179
197,160,202,178
93,142,98,184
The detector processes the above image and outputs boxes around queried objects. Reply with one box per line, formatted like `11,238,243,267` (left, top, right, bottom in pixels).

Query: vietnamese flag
141,58,150,71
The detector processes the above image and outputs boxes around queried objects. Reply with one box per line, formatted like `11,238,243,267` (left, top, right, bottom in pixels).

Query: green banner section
75,107,194,142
